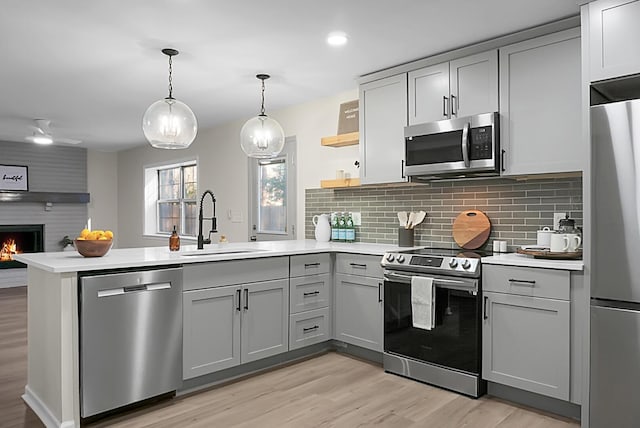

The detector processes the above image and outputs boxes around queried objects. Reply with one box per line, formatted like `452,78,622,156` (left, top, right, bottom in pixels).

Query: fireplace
0,224,44,269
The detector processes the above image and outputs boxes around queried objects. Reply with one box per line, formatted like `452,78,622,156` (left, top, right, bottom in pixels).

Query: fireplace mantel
0,191,90,203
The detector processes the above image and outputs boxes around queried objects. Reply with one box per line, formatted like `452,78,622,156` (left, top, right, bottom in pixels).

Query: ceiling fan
24,119,82,145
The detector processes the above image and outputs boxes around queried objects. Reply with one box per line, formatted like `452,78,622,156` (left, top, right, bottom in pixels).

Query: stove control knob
448,258,458,268
397,255,406,263
461,259,471,270
386,254,395,262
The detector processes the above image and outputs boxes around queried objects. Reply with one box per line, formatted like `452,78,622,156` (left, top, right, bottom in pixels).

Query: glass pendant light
240,74,285,158
142,48,198,149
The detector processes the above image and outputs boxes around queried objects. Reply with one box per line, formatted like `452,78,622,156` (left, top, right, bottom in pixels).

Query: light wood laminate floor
1,286,579,428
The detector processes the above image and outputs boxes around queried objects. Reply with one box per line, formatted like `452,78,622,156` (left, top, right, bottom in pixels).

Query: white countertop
14,240,413,273
482,253,584,271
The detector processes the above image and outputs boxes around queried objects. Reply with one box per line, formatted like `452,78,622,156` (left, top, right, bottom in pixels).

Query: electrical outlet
351,212,362,226
553,212,566,230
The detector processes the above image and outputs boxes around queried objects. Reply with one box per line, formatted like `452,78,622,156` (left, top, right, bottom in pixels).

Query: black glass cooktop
398,247,492,258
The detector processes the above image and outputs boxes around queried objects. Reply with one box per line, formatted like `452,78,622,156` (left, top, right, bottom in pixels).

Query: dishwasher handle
97,282,171,298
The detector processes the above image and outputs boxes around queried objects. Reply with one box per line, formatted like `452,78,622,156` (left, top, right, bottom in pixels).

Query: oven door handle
383,271,477,293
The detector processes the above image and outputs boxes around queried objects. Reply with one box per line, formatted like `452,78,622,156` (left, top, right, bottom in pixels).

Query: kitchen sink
179,248,265,257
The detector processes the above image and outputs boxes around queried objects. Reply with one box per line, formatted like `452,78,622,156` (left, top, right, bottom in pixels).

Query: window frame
144,158,198,240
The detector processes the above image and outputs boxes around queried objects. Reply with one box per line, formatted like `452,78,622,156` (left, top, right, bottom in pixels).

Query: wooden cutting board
452,210,491,249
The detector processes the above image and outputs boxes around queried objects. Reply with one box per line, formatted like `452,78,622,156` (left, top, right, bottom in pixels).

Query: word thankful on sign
0,165,28,191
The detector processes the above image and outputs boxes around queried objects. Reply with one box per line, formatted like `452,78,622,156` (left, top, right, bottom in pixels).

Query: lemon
80,228,90,238
104,230,114,239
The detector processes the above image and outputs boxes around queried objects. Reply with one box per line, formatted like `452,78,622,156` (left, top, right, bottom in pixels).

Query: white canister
565,233,582,252
536,227,553,248
550,233,569,252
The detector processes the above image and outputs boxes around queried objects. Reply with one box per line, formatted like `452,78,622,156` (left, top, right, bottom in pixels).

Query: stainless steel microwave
404,112,500,180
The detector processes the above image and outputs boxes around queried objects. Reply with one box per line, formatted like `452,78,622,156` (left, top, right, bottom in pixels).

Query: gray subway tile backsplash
305,177,582,252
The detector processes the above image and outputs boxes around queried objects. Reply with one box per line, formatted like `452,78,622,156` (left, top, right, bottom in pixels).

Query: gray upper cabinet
589,0,640,82
359,74,408,185
408,50,498,125
183,285,242,379
499,28,582,176
241,278,289,363
482,265,571,401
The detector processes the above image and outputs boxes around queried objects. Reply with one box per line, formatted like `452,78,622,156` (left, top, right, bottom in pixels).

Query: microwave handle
461,122,470,167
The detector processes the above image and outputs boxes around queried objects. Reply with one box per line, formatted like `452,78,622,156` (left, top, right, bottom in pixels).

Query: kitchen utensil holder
398,227,415,247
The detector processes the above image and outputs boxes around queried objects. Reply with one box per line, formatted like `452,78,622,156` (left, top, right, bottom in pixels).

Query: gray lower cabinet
334,272,383,352
482,265,571,401
183,278,289,379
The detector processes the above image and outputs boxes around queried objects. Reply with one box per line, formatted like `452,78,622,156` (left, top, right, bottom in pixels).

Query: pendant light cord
260,78,266,116
167,55,174,100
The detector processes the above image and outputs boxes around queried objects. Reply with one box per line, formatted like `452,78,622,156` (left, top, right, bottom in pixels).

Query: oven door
383,270,481,375
404,112,499,178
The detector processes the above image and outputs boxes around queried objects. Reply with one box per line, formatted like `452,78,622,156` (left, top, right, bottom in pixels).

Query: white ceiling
1,0,579,152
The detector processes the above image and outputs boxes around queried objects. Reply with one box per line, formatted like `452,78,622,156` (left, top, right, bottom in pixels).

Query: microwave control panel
470,126,493,160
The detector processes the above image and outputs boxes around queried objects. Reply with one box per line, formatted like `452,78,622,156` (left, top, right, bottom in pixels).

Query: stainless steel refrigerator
591,98,640,427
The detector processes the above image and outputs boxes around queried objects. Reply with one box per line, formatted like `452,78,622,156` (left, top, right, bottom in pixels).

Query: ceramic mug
536,227,553,248
550,233,569,252
565,233,582,252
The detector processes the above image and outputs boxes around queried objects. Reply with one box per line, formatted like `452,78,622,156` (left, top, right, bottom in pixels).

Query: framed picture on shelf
337,100,359,134
0,164,28,191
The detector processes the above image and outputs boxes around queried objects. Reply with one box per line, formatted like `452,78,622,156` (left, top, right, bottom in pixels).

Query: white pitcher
312,214,331,242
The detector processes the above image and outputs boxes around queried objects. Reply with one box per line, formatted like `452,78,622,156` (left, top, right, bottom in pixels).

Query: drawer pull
304,263,320,268
303,325,319,333
483,296,488,320
350,263,367,269
508,278,536,286
303,291,320,297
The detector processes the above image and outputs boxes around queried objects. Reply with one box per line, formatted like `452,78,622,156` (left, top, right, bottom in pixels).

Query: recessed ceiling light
327,31,348,47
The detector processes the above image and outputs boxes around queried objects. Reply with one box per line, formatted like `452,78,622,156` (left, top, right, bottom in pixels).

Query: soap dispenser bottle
169,225,180,251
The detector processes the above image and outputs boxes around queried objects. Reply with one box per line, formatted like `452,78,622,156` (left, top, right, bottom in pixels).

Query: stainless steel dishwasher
79,267,183,418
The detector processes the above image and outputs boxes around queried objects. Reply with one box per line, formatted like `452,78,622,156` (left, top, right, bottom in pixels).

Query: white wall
115,88,358,248
87,150,119,247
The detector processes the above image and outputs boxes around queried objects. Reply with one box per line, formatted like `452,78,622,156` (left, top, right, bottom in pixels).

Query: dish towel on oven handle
411,276,435,330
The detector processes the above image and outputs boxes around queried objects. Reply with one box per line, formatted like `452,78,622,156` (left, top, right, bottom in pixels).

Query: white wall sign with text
0,165,28,191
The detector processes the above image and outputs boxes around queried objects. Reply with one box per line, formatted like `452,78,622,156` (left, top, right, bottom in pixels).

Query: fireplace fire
0,238,20,261
0,225,44,269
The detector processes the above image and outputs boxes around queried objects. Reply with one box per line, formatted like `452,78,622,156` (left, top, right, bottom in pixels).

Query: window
145,160,197,238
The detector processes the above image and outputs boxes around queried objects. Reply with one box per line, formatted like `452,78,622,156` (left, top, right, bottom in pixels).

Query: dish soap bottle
169,225,180,251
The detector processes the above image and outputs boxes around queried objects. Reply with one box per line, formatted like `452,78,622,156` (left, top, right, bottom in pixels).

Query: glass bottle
169,225,180,251
346,213,355,242
338,212,346,242
331,212,340,241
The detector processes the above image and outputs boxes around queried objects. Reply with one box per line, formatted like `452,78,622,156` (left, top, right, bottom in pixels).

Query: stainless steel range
381,247,489,397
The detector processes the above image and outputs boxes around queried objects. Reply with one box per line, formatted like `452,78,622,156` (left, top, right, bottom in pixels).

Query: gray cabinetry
334,254,383,352
499,28,582,176
241,279,289,363
408,50,498,125
182,257,289,380
482,265,571,401
588,0,640,82
288,254,332,350
359,74,408,185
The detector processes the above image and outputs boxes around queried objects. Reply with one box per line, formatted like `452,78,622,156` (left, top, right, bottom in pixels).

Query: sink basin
180,248,264,257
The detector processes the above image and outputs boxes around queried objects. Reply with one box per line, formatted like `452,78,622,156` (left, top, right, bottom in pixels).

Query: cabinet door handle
501,149,506,172
303,291,320,297
378,282,383,303
483,296,488,320
236,289,241,311
401,159,406,179
442,95,449,117
451,94,457,116
508,278,536,286
350,263,367,269
303,325,319,333
244,288,249,310
304,263,320,269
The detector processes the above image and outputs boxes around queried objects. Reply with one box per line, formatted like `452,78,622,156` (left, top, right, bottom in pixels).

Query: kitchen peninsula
14,240,403,428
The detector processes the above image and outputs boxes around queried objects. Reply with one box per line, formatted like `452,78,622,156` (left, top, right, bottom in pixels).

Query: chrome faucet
197,190,217,250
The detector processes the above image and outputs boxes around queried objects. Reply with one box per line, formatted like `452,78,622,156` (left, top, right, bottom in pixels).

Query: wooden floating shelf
320,178,361,189
321,131,359,147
